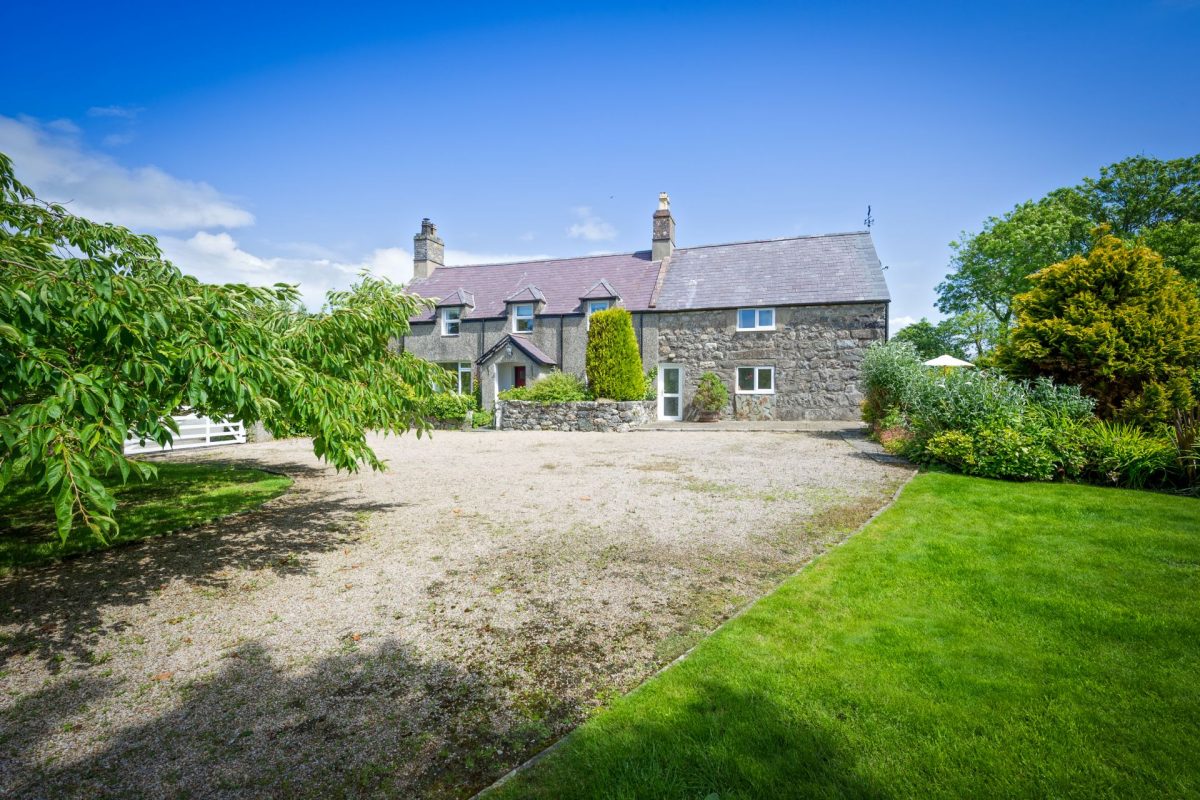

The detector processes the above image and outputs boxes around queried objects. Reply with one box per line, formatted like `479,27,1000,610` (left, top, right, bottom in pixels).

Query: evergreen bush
586,308,645,401
998,230,1200,427
695,372,729,413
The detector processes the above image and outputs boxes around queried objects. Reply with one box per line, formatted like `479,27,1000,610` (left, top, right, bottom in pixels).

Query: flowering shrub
861,340,1185,488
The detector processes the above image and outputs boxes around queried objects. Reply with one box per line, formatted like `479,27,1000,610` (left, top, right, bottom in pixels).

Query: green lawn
0,462,292,573
488,473,1200,800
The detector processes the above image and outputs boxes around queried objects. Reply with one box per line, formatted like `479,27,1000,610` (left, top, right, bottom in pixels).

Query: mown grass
0,462,292,573
488,473,1200,799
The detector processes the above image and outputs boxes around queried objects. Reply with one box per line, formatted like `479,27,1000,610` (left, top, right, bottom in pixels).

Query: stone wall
656,303,887,421
497,400,655,432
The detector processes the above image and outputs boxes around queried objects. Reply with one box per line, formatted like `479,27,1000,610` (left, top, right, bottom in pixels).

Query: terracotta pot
697,410,720,422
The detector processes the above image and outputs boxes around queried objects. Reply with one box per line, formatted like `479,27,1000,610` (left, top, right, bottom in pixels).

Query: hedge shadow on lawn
0,460,409,672
491,672,889,800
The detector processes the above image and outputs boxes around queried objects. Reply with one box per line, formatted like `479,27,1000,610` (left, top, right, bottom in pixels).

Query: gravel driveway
1,429,911,798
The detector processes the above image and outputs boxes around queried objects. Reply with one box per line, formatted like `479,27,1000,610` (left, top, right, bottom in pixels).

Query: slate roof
504,285,546,304
408,251,661,321
580,278,620,300
478,334,556,366
407,231,888,322
435,288,474,308
656,232,890,310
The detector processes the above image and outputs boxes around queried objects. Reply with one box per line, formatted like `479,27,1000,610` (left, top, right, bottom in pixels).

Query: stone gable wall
497,400,655,432
656,303,887,421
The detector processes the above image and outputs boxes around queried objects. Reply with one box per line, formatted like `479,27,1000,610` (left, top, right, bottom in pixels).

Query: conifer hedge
585,308,645,400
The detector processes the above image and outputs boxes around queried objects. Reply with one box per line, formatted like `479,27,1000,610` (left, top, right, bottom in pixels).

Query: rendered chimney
413,218,444,280
652,192,675,261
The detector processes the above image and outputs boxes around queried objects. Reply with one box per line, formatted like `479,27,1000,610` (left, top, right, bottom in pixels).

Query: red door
514,366,527,388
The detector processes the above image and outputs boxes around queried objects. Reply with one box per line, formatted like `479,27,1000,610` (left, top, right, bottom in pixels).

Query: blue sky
3,1,1198,324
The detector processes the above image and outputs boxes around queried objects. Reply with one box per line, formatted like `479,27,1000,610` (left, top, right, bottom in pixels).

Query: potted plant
694,372,728,422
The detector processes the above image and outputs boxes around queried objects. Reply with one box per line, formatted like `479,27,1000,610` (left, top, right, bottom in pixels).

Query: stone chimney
413,218,444,281
652,192,675,261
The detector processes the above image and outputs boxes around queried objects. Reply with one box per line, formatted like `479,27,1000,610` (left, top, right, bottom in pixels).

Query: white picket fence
123,413,247,455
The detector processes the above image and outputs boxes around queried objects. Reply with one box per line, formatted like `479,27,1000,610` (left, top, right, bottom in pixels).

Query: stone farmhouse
399,194,890,421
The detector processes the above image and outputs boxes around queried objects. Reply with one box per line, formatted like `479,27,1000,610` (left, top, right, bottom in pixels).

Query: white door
658,365,683,421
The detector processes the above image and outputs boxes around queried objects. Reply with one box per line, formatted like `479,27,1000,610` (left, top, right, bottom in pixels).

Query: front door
514,366,527,388
658,365,682,420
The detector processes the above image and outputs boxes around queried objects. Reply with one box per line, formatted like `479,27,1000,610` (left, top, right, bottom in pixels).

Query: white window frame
436,362,473,395
512,303,535,333
657,364,684,421
441,307,462,337
585,299,611,328
736,307,775,332
453,362,472,394
735,366,775,394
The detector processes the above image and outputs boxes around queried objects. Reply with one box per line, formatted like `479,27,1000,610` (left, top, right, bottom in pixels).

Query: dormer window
737,308,775,331
441,307,462,336
513,303,535,333
587,300,611,315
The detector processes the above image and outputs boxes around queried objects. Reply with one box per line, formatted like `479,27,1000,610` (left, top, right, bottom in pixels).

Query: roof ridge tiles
435,250,649,269
675,230,871,253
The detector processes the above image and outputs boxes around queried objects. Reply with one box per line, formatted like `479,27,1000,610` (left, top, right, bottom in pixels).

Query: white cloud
889,314,916,336
159,234,414,310
0,115,253,230
1,114,550,310
159,234,549,310
566,206,616,241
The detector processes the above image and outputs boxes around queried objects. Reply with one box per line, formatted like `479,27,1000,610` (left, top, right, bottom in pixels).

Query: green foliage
860,340,924,424
938,154,1200,329
862,340,1103,482
643,367,657,401
499,371,589,404
471,408,494,428
998,231,1200,426
938,197,1090,328
694,372,729,414
891,318,968,360
924,430,976,470
585,308,645,401
1080,421,1177,489
1055,154,1200,283
425,391,479,421
0,153,443,542
1,462,291,573
496,385,529,401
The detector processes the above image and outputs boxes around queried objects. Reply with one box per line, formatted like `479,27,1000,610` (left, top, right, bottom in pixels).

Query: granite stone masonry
656,303,887,421
497,400,655,432
401,195,890,421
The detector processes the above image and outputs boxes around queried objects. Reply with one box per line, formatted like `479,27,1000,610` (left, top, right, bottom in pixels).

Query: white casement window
736,307,775,331
513,303,535,333
437,362,473,394
736,366,775,394
441,307,462,336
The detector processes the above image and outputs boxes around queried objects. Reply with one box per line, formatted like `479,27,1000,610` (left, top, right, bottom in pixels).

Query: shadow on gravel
0,460,408,671
5,637,556,800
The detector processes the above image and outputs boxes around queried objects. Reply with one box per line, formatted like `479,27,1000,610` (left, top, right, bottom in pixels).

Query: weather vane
863,204,874,228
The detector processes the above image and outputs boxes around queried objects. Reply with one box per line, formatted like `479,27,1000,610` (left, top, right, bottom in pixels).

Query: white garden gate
123,413,247,455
